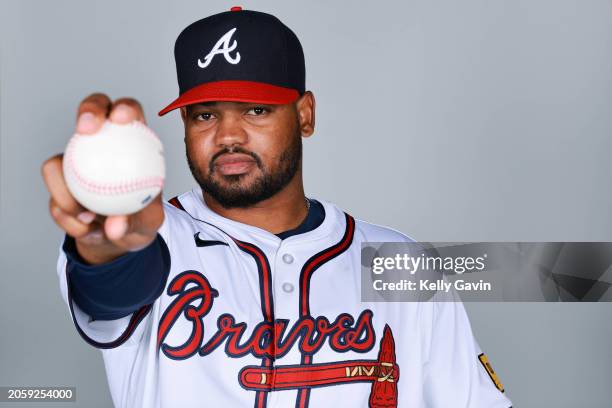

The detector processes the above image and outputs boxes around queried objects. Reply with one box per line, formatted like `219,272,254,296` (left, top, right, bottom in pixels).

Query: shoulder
162,197,193,227
156,192,201,243
317,199,416,243
159,191,230,242
353,218,416,243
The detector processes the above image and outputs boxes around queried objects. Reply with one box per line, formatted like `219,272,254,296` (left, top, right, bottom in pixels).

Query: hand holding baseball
42,94,165,265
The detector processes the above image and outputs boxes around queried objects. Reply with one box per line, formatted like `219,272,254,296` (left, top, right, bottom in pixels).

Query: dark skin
180,94,315,233
41,91,316,265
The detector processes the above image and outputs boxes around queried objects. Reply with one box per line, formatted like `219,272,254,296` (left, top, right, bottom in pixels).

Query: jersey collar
177,186,346,245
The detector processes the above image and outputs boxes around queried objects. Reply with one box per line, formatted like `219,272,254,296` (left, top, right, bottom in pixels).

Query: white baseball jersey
56,186,512,408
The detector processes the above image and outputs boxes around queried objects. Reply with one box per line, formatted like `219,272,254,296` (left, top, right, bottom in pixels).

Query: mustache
209,146,263,173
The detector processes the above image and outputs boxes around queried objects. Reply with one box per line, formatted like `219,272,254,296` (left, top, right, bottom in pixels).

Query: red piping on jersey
234,240,274,324
296,213,356,408
168,196,185,211
170,194,273,408
168,196,359,408
232,239,274,408
67,195,187,350
299,213,355,316
65,267,152,349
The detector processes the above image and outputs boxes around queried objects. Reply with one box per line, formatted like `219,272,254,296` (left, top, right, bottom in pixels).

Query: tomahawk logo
198,27,241,68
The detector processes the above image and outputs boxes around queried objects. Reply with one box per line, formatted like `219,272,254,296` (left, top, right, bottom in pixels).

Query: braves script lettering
157,271,376,360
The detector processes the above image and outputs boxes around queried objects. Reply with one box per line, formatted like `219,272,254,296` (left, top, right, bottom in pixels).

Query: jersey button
282,282,294,293
282,253,294,264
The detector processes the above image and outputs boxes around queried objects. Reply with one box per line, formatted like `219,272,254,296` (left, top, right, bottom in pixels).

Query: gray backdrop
1,0,611,407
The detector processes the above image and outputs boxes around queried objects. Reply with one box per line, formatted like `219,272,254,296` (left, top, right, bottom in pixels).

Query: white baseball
63,120,165,216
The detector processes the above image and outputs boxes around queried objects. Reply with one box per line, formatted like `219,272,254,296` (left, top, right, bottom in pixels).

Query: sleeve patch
478,353,505,393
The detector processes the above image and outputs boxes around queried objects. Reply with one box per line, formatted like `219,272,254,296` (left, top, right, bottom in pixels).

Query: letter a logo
198,27,241,68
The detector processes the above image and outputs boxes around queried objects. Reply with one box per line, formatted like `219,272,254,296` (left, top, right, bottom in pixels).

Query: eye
247,106,269,116
195,112,214,121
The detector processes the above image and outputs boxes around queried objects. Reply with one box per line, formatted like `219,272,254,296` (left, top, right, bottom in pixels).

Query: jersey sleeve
422,295,513,408
64,233,170,320
55,208,172,349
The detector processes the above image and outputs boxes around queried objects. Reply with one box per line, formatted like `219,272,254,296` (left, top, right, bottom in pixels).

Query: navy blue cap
159,6,305,116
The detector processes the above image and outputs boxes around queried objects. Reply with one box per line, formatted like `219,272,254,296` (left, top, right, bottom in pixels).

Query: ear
296,91,315,138
180,107,188,124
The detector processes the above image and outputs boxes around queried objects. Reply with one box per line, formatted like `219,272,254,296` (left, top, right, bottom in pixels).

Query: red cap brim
158,80,300,116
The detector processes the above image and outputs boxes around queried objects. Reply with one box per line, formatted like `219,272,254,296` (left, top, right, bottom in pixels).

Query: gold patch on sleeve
478,353,505,393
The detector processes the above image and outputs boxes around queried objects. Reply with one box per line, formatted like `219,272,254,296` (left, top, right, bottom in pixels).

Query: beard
186,132,302,209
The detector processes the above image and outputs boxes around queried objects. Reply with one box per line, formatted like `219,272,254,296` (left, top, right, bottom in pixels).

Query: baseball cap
158,6,305,116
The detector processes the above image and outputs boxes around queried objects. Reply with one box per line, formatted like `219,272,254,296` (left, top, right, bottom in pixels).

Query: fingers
41,154,93,217
76,94,147,135
105,215,129,241
133,193,165,236
77,93,112,134
42,154,100,242
110,97,147,125
103,215,155,252
42,92,155,265
103,194,164,247
49,198,97,239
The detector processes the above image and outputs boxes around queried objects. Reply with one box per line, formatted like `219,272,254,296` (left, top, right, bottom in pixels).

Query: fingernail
111,105,133,122
77,112,96,133
77,211,96,224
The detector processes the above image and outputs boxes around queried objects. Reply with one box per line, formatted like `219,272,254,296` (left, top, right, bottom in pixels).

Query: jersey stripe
296,213,355,408
233,239,274,408
166,196,358,408
65,266,152,349
168,196,185,211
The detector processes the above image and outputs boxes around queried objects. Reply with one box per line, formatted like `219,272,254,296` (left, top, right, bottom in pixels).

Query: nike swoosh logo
194,232,229,248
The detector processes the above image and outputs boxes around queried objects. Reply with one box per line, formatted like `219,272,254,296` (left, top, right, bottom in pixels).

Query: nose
214,113,248,147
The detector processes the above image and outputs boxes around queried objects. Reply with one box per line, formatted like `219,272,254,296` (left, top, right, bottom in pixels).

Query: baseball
63,120,165,216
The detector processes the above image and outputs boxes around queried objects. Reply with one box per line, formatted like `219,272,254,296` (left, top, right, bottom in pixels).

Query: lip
213,153,257,176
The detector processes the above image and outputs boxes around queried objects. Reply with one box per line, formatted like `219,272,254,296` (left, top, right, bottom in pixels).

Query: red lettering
158,271,376,361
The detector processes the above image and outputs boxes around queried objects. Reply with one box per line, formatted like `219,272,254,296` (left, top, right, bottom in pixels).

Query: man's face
182,101,303,209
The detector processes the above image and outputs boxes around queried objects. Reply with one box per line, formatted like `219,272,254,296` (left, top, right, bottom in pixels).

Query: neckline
275,198,325,240
181,186,342,245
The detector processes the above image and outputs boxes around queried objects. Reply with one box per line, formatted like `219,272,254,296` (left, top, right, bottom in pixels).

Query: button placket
282,253,294,264
274,247,299,301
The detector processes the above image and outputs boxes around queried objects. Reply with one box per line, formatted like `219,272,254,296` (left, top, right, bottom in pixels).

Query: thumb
105,215,129,241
